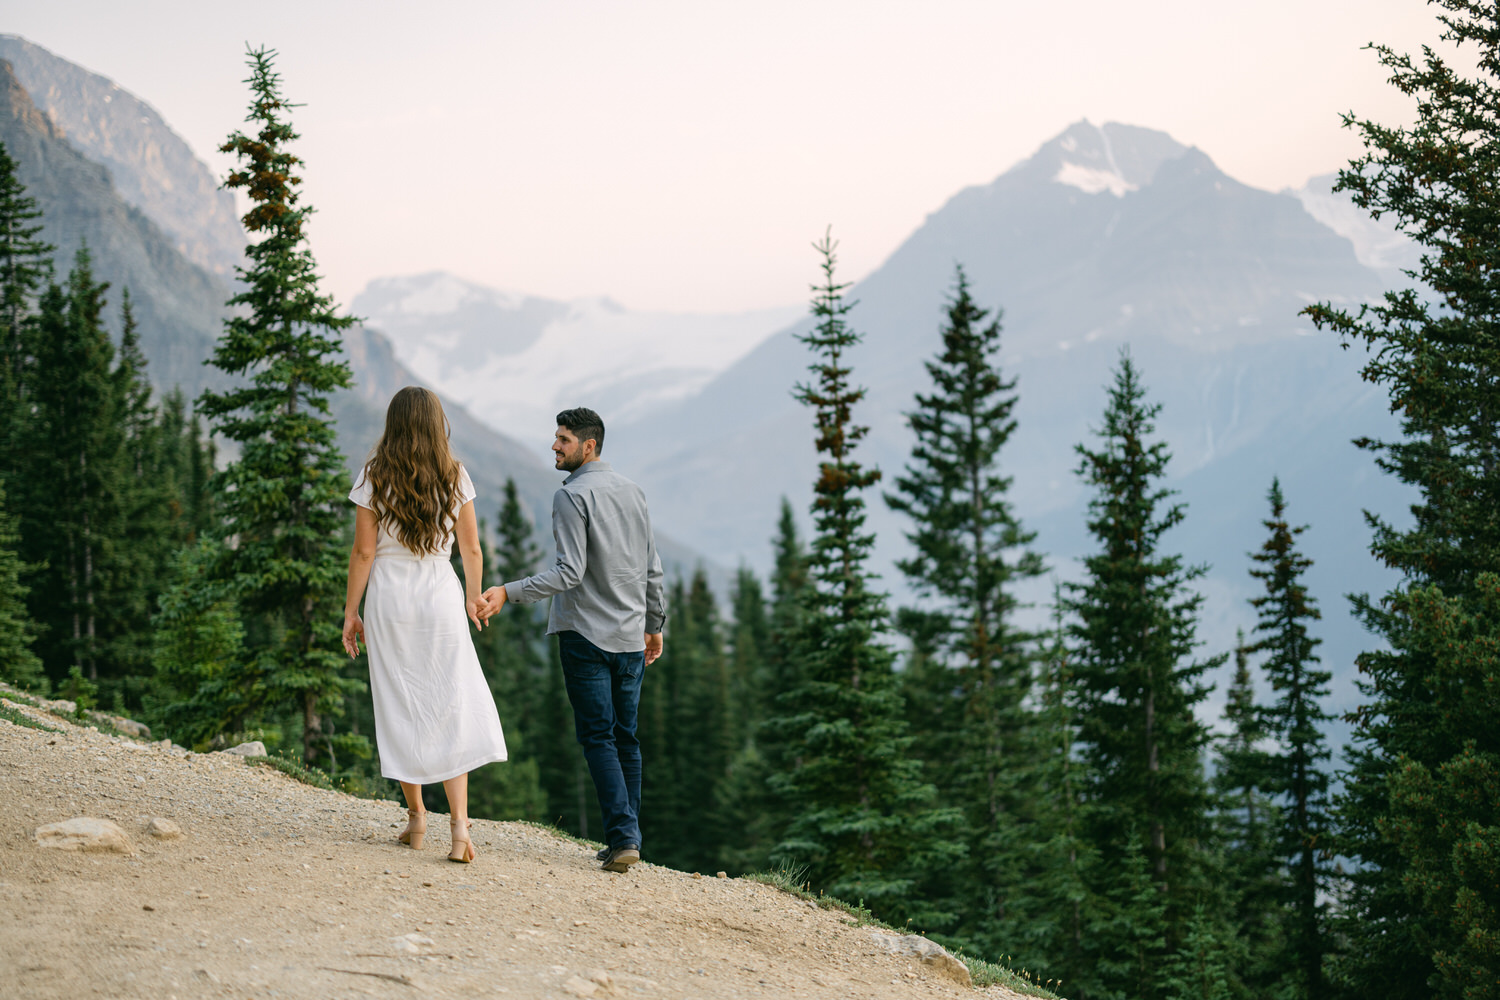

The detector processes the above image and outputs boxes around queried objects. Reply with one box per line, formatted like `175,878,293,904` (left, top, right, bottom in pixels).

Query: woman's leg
398,782,426,848
400,782,425,813
443,772,473,861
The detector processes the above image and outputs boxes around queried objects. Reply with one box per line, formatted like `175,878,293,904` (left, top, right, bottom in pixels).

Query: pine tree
1248,480,1332,999
0,139,51,480
998,592,1096,990
1213,632,1284,1000
885,264,1046,942
16,249,128,683
1301,5,1500,996
1064,350,1219,999
0,479,41,687
196,47,361,768
1161,905,1234,1000
640,569,731,872
767,231,960,924
462,482,547,821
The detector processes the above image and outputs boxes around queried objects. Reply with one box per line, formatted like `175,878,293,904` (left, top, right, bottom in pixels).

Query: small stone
221,740,266,757
392,932,435,954
561,976,598,997
716,871,727,879
146,817,183,840
691,872,702,879
34,817,134,854
142,904,154,911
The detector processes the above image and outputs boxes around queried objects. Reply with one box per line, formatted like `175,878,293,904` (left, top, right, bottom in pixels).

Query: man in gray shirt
479,407,665,873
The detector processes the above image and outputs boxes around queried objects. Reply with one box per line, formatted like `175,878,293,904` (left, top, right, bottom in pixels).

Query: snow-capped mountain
351,272,801,435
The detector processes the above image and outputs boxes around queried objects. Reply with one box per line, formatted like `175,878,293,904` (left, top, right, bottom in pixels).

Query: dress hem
381,751,509,786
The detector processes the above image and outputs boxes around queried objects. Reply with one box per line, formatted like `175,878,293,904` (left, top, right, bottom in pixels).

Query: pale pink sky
8,0,1451,312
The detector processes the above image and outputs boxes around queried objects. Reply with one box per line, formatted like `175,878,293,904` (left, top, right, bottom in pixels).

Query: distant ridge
0,35,245,279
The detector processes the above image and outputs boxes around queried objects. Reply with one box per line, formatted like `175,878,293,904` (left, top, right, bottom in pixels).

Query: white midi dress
350,465,508,785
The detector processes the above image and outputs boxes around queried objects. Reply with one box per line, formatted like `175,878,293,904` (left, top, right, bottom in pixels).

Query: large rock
220,741,266,757
34,817,134,854
868,930,973,987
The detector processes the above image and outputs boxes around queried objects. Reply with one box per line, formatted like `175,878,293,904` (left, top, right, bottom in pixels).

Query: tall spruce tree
885,264,1046,943
1063,351,1219,1000
17,249,128,683
0,139,51,477
767,232,960,924
463,497,546,821
1302,5,1500,996
197,47,360,767
1212,631,1285,1000
0,479,41,688
638,569,730,873
1248,480,1331,999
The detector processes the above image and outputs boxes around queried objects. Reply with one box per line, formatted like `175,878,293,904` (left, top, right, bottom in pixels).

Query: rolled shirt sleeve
645,527,666,635
503,490,588,604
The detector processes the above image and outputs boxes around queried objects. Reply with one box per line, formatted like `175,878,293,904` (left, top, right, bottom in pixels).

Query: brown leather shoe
601,844,640,873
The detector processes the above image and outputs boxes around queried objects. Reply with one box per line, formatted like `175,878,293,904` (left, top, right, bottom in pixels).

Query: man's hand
644,632,663,666
479,585,508,621
466,596,488,631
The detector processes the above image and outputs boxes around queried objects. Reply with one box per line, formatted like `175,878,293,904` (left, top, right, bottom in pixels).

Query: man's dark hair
557,407,605,455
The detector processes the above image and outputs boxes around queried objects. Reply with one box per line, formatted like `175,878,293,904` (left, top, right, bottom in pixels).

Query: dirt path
0,700,1034,1000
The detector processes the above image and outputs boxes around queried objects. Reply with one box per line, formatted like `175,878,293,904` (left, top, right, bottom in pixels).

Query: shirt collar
564,460,611,485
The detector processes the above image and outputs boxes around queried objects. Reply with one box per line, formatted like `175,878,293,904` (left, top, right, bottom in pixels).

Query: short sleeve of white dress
349,467,375,510
456,465,477,508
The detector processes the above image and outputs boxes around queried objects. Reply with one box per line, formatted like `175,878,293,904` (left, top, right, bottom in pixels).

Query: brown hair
361,387,463,555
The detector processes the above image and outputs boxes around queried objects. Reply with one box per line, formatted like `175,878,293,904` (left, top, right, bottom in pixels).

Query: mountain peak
1027,120,1190,197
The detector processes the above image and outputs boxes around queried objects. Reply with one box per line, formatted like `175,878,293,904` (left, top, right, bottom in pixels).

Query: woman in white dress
341,386,508,863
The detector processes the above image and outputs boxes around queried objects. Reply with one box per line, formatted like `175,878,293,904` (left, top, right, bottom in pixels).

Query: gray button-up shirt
502,461,667,654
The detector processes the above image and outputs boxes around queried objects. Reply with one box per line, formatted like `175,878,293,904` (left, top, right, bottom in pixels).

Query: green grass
244,754,388,800
0,700,60,732
743,865,1064,998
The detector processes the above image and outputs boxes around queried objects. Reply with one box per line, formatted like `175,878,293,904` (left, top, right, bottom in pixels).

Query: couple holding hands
341,387,665,872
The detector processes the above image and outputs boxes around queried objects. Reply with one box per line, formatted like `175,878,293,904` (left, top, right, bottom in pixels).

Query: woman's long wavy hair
361,387,462,555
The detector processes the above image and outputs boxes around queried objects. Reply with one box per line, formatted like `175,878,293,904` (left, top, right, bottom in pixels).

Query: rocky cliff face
0,35,245,280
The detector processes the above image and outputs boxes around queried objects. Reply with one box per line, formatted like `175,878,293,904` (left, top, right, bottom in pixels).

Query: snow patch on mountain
1055,161,1137,196
1290,174,1422,283
353,273,800,436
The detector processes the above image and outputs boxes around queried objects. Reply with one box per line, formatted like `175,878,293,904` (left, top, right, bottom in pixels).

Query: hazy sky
7,1,1452,312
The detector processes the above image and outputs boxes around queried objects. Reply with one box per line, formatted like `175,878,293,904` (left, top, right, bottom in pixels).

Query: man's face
553,427,593,472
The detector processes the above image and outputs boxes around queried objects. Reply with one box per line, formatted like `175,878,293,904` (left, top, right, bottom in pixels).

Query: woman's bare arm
454,500,486,629
343,506,379,657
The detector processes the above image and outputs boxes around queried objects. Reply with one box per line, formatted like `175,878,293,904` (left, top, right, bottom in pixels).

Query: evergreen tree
1064,351,1219,999
640,569,731,872
197,47,361,768
1248,480,1332,999
1000,592,1096,990
464,504,545,822
16,249,128,683
1302,5,1500,996
1162,905,1234,1000
1213,631,1285,1000
767,231,960,924
0,139,51,478
0,479,41,688
885,264,1046,942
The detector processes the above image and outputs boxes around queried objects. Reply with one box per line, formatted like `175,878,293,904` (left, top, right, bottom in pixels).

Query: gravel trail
0,699,1031,1000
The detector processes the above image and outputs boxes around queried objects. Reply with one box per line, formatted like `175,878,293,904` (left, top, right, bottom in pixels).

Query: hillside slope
0,698,1038,1000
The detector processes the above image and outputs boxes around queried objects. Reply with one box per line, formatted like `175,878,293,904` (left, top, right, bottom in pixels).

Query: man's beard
556,448,585,472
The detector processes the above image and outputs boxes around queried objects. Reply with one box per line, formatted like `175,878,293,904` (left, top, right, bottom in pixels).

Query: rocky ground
0,695,1041,1000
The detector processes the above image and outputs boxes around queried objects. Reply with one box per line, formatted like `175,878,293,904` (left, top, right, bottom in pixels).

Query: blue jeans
556,630,643,849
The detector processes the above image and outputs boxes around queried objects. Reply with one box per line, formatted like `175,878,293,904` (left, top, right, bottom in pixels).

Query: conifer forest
3,5,1500,999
